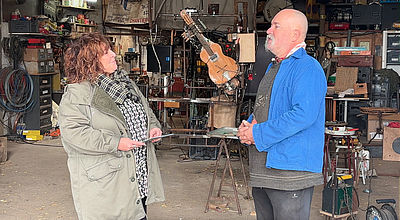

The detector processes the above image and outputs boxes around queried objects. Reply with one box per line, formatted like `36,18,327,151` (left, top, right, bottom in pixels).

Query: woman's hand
149,128,162,142
118,137,145,151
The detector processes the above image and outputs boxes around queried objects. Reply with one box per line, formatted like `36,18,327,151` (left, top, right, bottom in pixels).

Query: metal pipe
154,0,167,24
159,13,241,18
184,86,216,89
168,128,207,133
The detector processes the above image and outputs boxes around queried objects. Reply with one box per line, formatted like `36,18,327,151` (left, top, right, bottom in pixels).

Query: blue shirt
248,48,327,173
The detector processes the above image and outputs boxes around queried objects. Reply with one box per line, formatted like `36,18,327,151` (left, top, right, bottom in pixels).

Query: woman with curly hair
59,32,165,220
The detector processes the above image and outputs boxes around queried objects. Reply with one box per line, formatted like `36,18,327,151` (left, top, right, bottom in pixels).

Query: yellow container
25,135,43,141
22,130,41,136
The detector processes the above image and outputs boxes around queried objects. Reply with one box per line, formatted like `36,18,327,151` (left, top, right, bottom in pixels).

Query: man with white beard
237,9,327,220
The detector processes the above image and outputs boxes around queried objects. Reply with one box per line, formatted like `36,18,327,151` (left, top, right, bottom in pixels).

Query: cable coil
0,67,34,112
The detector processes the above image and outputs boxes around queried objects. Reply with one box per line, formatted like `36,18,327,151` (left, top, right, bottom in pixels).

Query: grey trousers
252,186,314,220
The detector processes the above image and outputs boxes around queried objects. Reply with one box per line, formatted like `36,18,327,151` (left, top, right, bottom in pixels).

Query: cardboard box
334,67,358,93
383,127,400,161
367,113,400,141
353,83,368,95
24,48,46,62
25,61,47,74
52,72,61,91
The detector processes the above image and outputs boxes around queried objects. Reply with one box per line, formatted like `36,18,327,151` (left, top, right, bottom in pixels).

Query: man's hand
237,119,257,145
118,138,145,151
149,128,162,142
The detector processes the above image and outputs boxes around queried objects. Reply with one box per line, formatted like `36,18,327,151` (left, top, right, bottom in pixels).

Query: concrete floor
0,138,399,220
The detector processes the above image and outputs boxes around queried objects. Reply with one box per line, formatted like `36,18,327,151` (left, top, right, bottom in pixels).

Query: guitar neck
181,10,215,57
187,23,214,57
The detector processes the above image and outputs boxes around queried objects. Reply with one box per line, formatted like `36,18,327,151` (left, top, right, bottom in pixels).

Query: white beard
264,35,274,53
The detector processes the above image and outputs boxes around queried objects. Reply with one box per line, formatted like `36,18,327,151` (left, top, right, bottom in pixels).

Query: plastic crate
9,20,30,33
9,20,38,33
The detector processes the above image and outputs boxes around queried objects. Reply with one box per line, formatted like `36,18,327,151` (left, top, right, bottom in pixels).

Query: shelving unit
24,74,53,133
382,30,400,75
58,5,95,11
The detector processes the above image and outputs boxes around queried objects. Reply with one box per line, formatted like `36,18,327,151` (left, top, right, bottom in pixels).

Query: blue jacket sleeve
252,61,327,151
247,114,253,123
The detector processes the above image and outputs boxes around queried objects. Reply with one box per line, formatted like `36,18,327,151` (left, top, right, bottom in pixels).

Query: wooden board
367,118,400,141
334,67,358,93
0,137,7,162
238,33,255,63
383,127,400,161
320,210,358,219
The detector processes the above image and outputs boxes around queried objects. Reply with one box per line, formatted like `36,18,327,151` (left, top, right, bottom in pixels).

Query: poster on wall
105,0,149,24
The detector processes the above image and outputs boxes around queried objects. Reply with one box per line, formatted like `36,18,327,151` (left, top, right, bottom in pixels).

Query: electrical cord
1,36,25,67
0,67,34,112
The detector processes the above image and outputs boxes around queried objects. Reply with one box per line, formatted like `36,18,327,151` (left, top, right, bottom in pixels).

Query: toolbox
337,55,373,67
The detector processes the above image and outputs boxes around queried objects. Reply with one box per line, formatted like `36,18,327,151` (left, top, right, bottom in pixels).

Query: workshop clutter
24,48,54,74
9,9,39,33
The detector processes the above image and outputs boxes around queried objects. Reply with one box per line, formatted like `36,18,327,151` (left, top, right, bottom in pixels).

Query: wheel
381,204,397,220
366,205,382,220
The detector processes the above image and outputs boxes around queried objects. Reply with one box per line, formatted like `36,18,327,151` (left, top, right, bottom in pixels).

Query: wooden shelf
9,33,60,37
69,23,97,27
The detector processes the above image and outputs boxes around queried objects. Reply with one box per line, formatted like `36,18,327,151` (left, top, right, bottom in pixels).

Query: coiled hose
0,67,34,112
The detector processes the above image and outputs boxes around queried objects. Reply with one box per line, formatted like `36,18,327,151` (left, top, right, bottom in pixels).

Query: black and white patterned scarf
97,71,140,104
97,71,149,198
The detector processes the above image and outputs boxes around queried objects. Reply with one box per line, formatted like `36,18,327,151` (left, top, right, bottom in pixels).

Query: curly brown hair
64,32,111,83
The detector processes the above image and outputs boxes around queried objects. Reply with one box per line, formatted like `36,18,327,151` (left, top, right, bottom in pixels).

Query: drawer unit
38,75,51,86
39,86,51,96
387,50,400,64
39,95,51,106
387,34,400,49
24,75,53,133
39,105,52,116
382,30,400,72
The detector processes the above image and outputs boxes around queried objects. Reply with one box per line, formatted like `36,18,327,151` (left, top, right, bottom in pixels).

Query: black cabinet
24,74,53,133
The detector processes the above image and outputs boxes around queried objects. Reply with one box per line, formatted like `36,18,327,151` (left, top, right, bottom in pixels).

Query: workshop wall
2,0,41,21
154,0,255,32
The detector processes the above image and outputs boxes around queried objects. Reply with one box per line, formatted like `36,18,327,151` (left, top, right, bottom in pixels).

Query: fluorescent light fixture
86,0,97,2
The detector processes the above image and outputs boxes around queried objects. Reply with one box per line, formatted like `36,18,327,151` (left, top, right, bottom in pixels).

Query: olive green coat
59,80,165,220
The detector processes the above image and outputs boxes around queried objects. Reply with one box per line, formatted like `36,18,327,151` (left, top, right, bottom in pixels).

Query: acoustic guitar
180,10,238,86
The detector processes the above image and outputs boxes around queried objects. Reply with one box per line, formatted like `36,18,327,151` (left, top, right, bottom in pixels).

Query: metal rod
154,0,167,24
205,140,225,213
159,13,240,18
184,86,216,89
239,146,251,199
217,157,228,197
223,140,242,215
